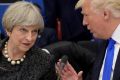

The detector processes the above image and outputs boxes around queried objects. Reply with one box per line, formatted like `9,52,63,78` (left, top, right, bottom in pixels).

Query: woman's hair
76,0,120,18
2,1,44,32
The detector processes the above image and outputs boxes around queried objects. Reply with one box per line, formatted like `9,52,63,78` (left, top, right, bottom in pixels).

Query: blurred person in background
43,0,92,41
33,3,58,48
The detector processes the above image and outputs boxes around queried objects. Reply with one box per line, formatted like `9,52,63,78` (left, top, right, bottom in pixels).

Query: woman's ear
6,30,11,37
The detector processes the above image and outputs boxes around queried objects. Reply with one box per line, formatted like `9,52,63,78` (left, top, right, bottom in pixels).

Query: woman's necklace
3,42,26,65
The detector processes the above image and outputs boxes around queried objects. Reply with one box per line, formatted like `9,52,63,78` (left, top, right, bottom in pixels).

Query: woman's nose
26,33,33,41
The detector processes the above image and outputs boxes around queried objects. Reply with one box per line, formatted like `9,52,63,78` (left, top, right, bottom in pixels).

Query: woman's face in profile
6,25,39,52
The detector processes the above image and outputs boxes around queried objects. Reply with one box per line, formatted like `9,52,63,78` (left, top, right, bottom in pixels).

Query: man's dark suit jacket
45,40,120,80
89,40,120,80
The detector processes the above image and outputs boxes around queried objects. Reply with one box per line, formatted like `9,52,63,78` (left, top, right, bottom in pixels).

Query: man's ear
103,9,111,20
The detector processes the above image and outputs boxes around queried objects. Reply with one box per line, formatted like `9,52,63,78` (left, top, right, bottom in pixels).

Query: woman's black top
0,39,57,80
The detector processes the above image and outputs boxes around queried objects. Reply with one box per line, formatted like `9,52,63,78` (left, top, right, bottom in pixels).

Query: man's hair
2,1,44,32
75,0,84,9
75,0,120,18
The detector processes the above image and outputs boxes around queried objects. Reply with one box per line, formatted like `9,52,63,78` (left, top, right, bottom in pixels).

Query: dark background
0,0,22,3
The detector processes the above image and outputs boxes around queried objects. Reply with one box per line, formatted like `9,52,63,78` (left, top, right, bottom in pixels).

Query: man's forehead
81,8,86,14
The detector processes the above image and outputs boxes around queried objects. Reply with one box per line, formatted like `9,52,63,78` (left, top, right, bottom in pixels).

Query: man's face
81,0,110,39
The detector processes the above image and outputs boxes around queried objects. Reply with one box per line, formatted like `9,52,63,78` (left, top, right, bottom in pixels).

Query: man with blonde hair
54,0,120,80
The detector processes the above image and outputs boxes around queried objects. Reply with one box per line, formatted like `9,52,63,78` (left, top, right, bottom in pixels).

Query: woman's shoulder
21,47,56,79
30,47,50,57
28,47,52,65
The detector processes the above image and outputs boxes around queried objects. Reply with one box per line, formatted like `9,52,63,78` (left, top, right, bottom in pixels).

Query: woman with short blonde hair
0,1,57,80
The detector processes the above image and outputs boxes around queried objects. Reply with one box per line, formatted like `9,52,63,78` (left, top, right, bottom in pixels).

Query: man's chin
93,34,101,39
93,34,108,40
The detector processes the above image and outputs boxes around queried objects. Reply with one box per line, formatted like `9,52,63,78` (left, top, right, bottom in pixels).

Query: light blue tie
102,38,116,80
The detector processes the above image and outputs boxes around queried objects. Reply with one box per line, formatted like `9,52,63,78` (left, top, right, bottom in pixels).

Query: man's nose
83,17,88,26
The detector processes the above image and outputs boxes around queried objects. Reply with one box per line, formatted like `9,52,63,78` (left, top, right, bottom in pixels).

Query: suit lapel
91,40,108,80
113,50,120,80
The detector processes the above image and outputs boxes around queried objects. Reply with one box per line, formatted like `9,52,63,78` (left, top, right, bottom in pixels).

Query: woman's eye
19,28,27,32
33,30,38,33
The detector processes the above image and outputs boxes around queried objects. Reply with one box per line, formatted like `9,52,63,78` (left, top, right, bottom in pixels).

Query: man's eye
84,14,88,16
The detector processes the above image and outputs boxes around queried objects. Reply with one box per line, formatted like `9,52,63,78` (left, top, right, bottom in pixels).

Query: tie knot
108,38,116,49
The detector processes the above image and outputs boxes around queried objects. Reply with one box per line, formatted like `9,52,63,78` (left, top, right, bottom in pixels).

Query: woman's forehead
14,25,40,29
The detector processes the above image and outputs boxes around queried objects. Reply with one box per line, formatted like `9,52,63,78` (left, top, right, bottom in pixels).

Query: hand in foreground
56,60,83,80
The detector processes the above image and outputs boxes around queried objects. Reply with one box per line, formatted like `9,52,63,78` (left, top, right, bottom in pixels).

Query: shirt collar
111,24,120,44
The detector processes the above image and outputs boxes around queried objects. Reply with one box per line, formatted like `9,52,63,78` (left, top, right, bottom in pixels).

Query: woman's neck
7,41,26,60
